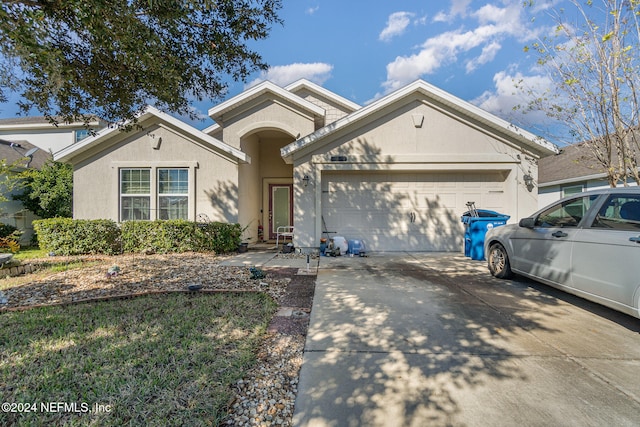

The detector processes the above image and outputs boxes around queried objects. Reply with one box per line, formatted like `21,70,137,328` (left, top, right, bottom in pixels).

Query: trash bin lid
462,209,503,217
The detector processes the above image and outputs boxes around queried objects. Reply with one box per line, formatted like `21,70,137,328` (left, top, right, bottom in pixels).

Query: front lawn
0,292,277,426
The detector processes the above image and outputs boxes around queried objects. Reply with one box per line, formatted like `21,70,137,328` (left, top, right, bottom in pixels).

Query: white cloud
306,6,319,15
465,41,501,73
380,2,537,94
433,0,471,23
472,69,552,126
414,15,428,26
432,11,448,23
246,63,333,88
379,12,415,42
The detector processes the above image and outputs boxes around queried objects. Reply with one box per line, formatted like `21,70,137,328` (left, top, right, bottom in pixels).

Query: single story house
0,139,51,243
54,79,558,252
538,141,639,208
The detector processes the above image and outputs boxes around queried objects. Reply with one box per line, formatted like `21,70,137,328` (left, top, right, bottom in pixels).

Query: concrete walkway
293,252,640,427
218,249,318,273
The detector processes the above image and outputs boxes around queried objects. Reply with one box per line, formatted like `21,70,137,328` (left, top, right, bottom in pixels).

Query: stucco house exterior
0,115,105,154
54,79,558,252
538,142,639,208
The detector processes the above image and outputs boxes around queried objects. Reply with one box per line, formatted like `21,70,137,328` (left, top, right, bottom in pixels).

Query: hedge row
32,219,243,256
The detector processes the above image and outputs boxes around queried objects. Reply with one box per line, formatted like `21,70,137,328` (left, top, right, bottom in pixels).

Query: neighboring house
54,79,558,252
0,139,51,244
538,142,639,208
0,115,105,154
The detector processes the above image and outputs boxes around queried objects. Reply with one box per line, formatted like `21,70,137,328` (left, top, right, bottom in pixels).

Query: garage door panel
322,171,506,252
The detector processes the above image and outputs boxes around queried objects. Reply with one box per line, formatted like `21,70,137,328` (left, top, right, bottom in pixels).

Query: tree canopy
0,0,282,124
13,159,73,218
522,0,640,187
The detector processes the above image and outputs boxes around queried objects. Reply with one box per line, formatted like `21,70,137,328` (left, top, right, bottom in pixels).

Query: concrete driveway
293,252,640,427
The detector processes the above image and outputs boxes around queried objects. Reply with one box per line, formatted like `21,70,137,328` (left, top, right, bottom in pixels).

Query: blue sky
197,0,562,132
2,0,568,134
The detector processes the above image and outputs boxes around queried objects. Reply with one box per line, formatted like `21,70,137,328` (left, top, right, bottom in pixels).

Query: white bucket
332,236,349,255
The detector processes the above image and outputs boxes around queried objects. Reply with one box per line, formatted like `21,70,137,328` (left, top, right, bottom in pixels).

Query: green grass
47,260,97,273
0,292,277,426
12,247,49,261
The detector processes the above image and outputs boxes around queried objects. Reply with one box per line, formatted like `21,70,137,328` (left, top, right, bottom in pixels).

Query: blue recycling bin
461,210,510,261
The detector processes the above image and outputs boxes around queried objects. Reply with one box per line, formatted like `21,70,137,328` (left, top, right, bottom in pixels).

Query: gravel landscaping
0,252,316,426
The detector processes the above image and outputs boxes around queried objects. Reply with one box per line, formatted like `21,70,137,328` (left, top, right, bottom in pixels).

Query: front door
269,184,293,240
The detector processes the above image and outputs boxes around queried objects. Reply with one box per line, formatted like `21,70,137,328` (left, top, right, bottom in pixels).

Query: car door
570,193,640,314
509,195,597,285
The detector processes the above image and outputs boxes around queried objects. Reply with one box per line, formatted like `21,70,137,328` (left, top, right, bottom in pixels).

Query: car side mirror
519,217,536,229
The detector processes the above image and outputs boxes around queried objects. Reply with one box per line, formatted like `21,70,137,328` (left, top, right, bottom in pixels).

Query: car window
535,195,597,228
592,194,640,231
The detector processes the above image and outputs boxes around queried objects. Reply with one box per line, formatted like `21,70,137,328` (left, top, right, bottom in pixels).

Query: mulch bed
263,267,316,336
0,254,317,336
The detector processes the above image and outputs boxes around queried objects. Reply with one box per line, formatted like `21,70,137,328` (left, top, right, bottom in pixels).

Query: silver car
485,187,640,319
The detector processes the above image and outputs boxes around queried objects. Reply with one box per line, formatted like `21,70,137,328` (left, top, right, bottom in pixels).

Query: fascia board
0,120,102,131
202,123,221,135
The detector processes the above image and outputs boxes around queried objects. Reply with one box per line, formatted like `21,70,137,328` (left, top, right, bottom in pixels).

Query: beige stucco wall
216,97,313,242
289,88,356,127
219,96,317,150
72,121,240,223
291,98,542,249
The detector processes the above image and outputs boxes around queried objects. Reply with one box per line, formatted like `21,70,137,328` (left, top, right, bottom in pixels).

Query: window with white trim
75,129,90,143
120,168,151,220
158,168,189,220
562,184,584,198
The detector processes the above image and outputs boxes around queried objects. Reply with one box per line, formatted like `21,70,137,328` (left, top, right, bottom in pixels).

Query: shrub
0,223,18,238
121,220,242,254
33,218,121,255
196,222,243,253
0,235,20,253
120,220,200,254
32,218,243,255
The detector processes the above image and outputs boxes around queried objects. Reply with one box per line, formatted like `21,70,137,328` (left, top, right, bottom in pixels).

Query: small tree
0,159,19,206
522,0,640,187
14,160,73,218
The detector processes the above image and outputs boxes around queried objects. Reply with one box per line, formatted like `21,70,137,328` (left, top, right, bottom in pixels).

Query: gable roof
203,79,361,136
281,79,558,162
207,80,326,125
285,79,361,112
0,139,51,170
54,106,249,164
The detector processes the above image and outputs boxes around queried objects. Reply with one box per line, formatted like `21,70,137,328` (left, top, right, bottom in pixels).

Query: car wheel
488,242,513,279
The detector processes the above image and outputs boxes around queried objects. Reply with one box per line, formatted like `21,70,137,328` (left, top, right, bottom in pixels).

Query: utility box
461,210,510,261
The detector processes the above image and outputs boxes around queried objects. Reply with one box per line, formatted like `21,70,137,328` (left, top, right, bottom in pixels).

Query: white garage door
321,171,507,252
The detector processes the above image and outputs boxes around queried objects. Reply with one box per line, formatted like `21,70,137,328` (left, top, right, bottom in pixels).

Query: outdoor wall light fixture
523,174,534,192
302,175,310,187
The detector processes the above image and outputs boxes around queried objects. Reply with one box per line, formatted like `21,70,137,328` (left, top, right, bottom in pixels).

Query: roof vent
330,155,347,162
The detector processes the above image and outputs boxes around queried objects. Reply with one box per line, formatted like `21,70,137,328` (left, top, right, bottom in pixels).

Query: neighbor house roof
281,79,559,162
54,106,249,164
0,139,51,169
0,115,103,129
539,141,640,186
